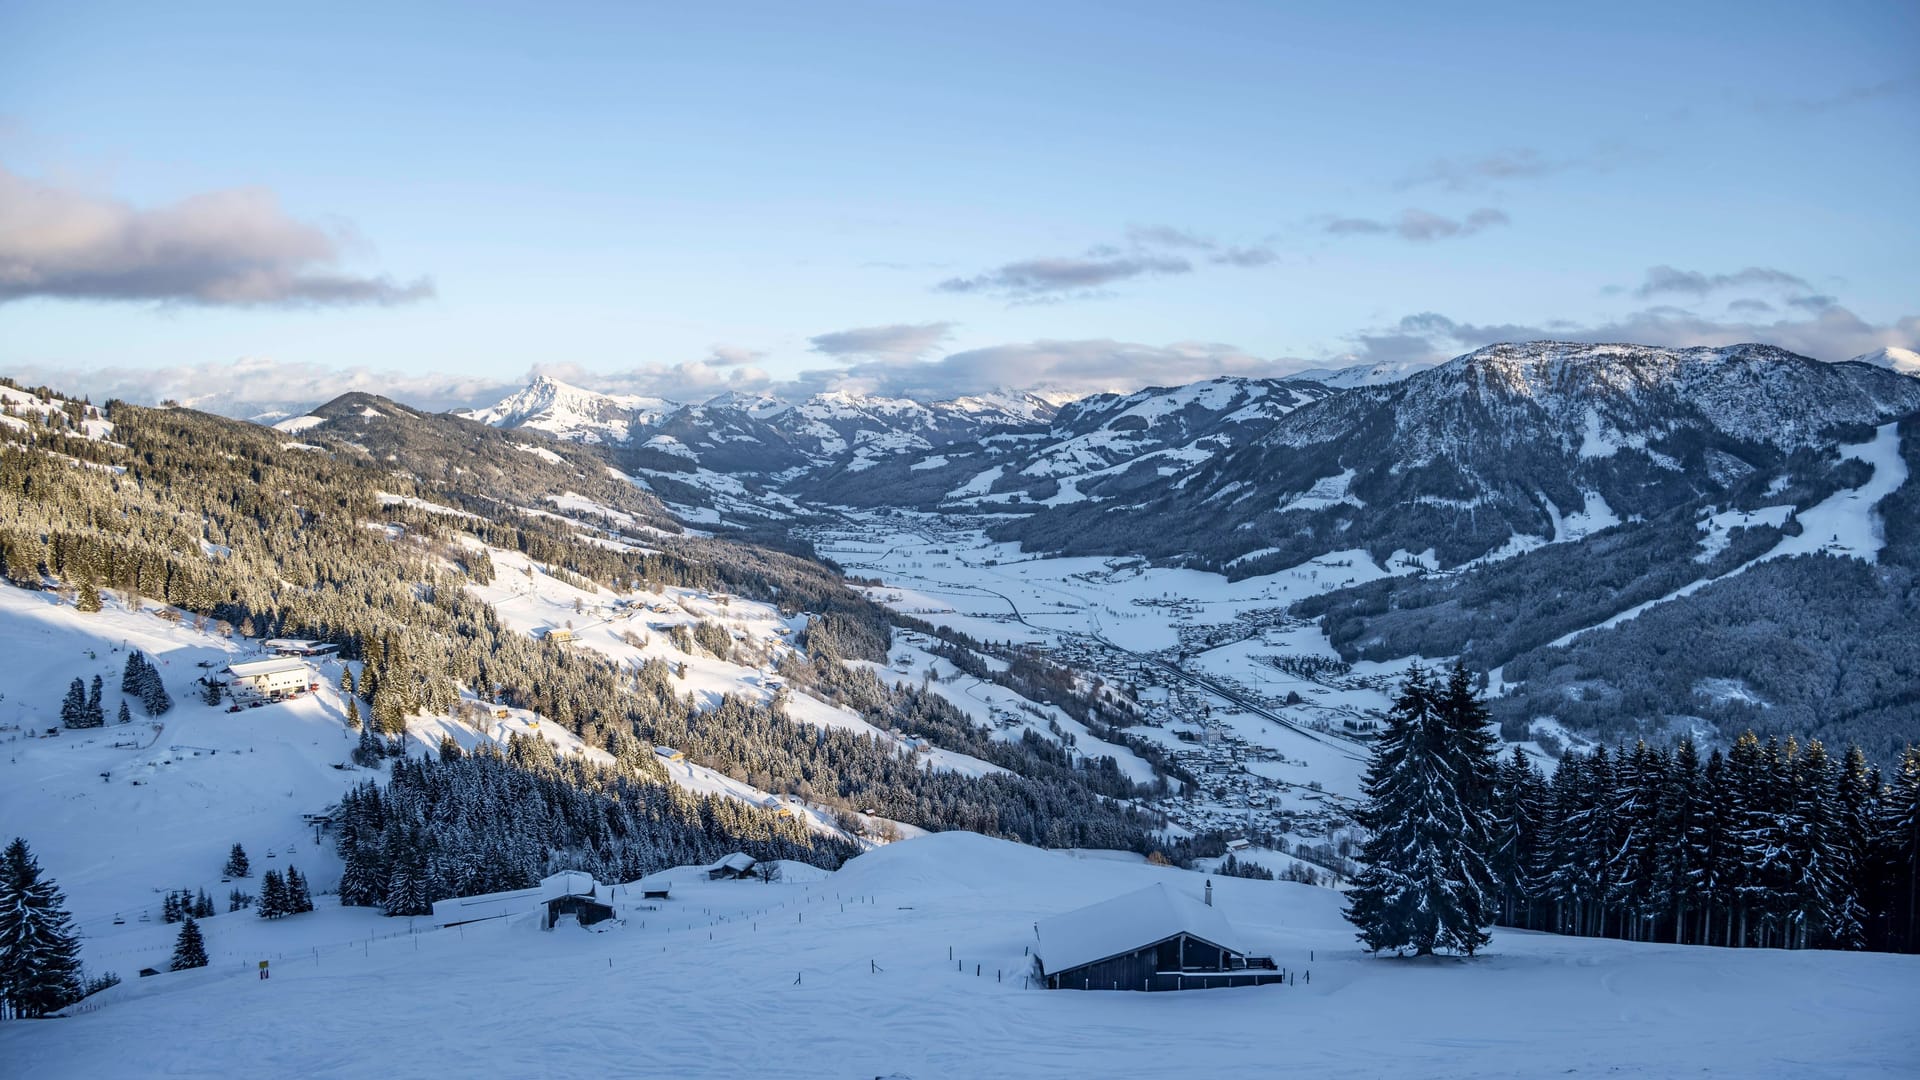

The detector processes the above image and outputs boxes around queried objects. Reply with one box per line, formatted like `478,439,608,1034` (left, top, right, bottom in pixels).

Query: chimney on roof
1205,879,1213,907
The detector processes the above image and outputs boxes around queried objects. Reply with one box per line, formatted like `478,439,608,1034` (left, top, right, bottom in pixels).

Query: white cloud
0,165,431,307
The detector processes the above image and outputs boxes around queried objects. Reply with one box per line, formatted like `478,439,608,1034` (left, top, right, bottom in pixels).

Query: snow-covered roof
539,870,604,902
225,657,311,678
710,852,755,873
1036,882,1244,976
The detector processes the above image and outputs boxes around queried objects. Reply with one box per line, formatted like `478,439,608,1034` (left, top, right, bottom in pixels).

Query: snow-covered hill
1850,345,1920,377
3,830,1913,1078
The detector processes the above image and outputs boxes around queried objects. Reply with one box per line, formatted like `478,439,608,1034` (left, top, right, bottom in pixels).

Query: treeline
1490,734,1920,952
334,736,858,915
1493,555,1920,761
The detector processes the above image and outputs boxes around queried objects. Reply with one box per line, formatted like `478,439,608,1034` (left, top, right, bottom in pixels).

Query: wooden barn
1036,882,1283,992
706,852,757,880
429,871,618,930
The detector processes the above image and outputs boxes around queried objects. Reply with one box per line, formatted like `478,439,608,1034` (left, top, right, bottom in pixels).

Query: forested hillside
0,380,1178,902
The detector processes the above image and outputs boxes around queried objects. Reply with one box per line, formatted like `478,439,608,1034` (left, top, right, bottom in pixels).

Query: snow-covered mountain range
457,377,1060,475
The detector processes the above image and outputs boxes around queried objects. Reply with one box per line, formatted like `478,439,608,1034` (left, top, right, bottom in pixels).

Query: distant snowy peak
1848,346,1920,376
461,375,676,444
1287,358,1442,388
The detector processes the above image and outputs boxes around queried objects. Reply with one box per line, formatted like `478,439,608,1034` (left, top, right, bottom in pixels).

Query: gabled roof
538,871,604,902
226,657,311,678
710,852,756,873
1036,882,1244,975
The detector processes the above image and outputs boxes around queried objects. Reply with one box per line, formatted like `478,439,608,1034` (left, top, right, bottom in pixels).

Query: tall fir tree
284,866,314,914
1489,746,1545,928
85,675,104,727
169,917,208,971
1828,745,1878,950
1345,665,1496,956
1653,736,1705,944
258,869,288,919
1886,746,1920,954
121,651,146,695
0,838,84,1019
59,678,86,729
224,843,251,879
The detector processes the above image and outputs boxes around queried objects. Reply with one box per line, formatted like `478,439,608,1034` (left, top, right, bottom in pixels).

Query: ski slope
2,832,1912,1079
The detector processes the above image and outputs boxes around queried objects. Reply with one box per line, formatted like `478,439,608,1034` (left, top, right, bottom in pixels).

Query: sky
2,0,1917,414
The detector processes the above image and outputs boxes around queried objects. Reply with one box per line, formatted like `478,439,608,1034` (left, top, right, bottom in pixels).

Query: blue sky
2,0,1916,412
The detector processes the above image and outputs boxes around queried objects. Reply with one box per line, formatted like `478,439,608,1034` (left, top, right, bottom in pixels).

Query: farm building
430,871,618,930
654,746,685,762
1036,882,1283,992
262,638,340,657
224,657,317,698
630,869,676,900
706,853,757,880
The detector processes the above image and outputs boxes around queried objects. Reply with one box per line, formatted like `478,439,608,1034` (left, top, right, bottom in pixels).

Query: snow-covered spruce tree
257,869,287,919
1489,745,1545,929
0,838,84,1019
121,651,147,695
85,675,105,727
117,700,131,725
139,666,172,717
59,678,86,729
170,917,208,971
284,866,313,914
1345,665,1497,956
1885,745,1920,953
224,843,251,879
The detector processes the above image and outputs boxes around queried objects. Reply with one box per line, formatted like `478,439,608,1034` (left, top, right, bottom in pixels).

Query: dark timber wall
1045,933,1287,992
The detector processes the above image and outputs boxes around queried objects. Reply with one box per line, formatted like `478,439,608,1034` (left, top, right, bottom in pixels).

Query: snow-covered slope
0,383,114,440
3,830,1912,1078
1849,345,1920,377
1286,356,1441,387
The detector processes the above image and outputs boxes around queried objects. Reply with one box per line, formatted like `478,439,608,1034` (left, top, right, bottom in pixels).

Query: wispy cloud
789,338,1307,400
937,254,1193,301
1753,77,1919,114
1632,265,1811,299
935,223,1272,302
14,357,506,418
1324,207,1509,242
808,321,955,361
1396,146,1636,191
0,165,432,307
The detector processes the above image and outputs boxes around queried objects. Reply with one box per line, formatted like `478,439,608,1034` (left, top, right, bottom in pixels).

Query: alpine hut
1035,882,1282,991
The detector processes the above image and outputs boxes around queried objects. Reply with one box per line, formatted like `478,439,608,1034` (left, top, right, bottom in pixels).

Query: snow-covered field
808,513,1399,805
3,831,1913,1079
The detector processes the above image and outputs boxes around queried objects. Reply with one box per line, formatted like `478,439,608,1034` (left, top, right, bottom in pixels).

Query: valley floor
3,833,1914,1080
